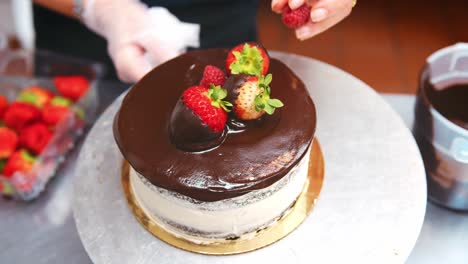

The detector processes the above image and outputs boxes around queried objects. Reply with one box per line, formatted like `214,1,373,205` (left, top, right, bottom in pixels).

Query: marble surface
73,52,427,263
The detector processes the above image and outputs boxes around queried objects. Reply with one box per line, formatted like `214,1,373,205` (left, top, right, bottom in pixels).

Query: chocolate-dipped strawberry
224,73,283,122
226,43,270,77
169,85,232,152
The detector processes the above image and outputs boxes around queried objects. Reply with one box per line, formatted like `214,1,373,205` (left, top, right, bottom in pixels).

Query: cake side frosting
130,146,311,243
114,48,316,202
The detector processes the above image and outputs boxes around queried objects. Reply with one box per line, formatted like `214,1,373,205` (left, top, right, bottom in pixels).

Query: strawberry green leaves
208,85,233,112
0,159,6,172
267,99,284,108
229,44,265,77
226,43,282,118
254,74,284,115
50,96,72,107
17,92,39,106
20,149,36,163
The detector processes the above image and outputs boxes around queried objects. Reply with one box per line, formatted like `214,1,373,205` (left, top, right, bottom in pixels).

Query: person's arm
33,0,76,18
32,0,199,83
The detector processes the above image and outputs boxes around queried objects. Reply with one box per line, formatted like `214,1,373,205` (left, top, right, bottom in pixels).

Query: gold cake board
121,139,324,255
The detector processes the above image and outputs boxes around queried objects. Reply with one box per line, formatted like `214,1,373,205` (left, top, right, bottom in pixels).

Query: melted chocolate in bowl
114,49,316,202
425,83,468,130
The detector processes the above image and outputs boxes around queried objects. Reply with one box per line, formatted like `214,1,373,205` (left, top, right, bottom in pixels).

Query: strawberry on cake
114,43,316,244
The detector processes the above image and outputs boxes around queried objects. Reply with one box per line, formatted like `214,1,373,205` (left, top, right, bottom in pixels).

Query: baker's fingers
273,0,318,13
288,0,306,10
136,32,181,66
271,0,288,13
111,44,152,83
308,0,354,22
295,7,352,40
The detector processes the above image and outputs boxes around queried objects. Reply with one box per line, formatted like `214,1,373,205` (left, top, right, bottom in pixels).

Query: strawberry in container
0,127,18,159
16,86,54,108
0,75,97,200
54,76,90,102
3,150,37,192
0,95,8,119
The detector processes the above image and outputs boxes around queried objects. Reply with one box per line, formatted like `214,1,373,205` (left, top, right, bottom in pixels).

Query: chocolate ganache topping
113,48,316,202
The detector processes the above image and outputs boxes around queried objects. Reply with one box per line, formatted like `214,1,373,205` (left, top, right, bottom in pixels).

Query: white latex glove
82,0,200,83
272,0,354,40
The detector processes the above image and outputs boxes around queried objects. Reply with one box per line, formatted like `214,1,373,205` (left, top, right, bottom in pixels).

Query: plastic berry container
0,75,98,201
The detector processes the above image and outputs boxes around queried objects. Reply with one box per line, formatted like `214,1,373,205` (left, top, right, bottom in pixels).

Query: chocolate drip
224,73,249,103
113,49,316,202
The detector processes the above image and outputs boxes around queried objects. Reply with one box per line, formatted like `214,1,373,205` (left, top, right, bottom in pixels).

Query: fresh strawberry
2,149,36,178
42,106,71,127
3,102,41,131
53,76,90,101
226,43,270,77
282,4,311,29
19,123,53,154
170,85,232,151
0,127,18,159
199,65,226,88
42,96,72,127
0,95,8,119
224,73,283,120
16,86,54,108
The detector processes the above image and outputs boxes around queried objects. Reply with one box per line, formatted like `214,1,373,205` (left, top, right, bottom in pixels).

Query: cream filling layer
130,147,311,243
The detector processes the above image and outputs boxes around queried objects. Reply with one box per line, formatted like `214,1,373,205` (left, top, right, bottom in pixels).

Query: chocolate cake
114,47,316,243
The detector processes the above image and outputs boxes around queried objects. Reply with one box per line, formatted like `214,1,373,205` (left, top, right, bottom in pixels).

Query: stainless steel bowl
414,43,468,211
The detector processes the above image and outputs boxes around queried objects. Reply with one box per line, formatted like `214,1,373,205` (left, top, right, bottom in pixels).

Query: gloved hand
82,0,200,83
272,0,354,40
